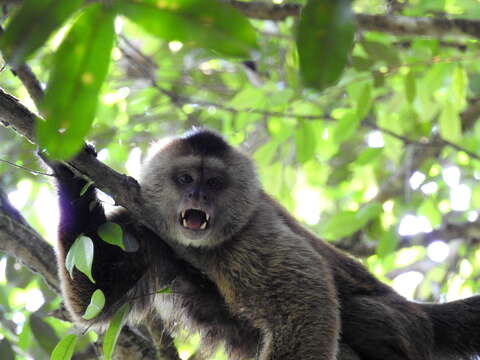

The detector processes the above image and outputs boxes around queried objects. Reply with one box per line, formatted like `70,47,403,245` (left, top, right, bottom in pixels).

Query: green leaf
439,100,462,144
83,289,105,320
66,236,95,283
376,230,398,258
0,0,83,66
98,222,125,250
38,4,116,160
30,314,60,354
157,287,172,294
50,334,78,360
333,109,360,143
103,304,130,360
115,0,257,58
405,70,417,104
65,246,75,279
295,121,318,164
322,203,382,240
296,0,355,90
361,40,401,67
80,181,94,197
0,338,15,360
452,66,467,110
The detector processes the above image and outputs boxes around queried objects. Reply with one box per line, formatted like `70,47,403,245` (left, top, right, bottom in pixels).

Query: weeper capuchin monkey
46,129,480,360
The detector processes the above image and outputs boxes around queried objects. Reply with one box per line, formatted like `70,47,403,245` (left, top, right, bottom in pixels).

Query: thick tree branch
0,187,59,292
230,1,480,40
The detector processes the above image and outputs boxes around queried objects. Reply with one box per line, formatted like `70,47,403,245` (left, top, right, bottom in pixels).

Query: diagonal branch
229,1,480,39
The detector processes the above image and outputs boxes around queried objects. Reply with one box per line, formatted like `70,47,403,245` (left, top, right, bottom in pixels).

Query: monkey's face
140,136,260,247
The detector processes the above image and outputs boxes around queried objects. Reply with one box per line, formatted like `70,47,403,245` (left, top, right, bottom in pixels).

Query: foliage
1,0,480,358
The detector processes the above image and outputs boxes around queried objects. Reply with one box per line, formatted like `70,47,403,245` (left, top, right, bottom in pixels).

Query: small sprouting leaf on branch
115,0,258,58
296,0,355,90
83,289,106,320
98,222,125,250
103,304,130,360
0,0,83,66
38,3,116,160
50,334,78,360
65,236,96,283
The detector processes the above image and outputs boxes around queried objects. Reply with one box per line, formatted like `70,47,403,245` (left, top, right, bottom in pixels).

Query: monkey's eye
207,177,223,189
177,174,193,185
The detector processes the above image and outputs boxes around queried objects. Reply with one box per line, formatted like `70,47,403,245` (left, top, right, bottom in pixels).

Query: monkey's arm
49,159,150,324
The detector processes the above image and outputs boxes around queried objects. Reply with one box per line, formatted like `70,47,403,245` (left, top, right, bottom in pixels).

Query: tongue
186,218,203,230
185,211,205,230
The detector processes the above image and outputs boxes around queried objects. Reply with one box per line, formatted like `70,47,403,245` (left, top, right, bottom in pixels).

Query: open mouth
180,209,210,231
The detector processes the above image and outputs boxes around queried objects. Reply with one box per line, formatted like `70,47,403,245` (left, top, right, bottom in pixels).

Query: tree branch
230,1,480,40
0,187,59,292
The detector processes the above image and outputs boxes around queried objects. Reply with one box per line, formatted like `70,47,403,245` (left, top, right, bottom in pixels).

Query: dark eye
207,177,223,189
177,174,193,185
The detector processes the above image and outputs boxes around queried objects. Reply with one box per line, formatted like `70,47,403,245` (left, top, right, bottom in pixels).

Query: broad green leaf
66,236,95,283
376,230,398,258
322,203,382,240
355,148,382,165
295,121,317,164
103,304,130,360
83,289,105,320
439,100,462,143
361,40,401,67
30,314,60,354
418,199,441,228
98,222,125,250
50,334,78,360
296,0,355,90
115,0,257,58
354,82,372,120
0,338,14,360
157,287,172,294
38,4,116,160
333,109,360,143
0,0,83,66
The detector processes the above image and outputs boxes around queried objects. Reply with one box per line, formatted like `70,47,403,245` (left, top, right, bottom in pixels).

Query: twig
0,157,52,176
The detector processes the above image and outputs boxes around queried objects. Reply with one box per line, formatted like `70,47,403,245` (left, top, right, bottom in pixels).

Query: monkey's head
140,129,260,247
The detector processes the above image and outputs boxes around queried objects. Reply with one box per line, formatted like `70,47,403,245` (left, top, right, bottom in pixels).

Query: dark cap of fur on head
181,128,229,157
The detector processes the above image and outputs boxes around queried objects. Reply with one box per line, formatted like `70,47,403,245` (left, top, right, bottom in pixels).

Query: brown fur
47,130,480,360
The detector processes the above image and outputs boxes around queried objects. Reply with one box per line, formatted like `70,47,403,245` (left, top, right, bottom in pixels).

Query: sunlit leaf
322,203,382,240
83,289,105,320
98,222,125,250
376,230,398,258
296,0,355,90
333,109,359,143
439,100,462,143
38,4,116,160
30,314,60,354
50,334,78,360
103,304,130,360
295,121,317,163
115,0,257,58
0,0,83,66
157,287,172,294
66,236,95,283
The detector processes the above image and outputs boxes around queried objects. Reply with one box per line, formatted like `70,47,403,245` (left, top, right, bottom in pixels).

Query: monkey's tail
420,295,480,358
